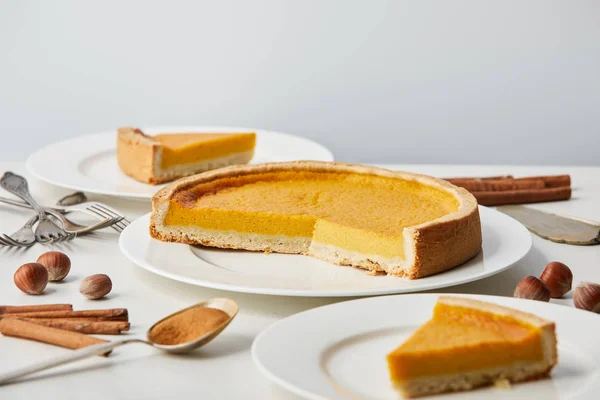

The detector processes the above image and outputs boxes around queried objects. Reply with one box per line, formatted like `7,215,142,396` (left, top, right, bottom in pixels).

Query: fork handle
0,196,71,215
0,173,47,220
0,196,33,210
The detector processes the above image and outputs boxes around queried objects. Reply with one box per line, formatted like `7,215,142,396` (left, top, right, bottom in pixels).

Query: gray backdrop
1,0,598,164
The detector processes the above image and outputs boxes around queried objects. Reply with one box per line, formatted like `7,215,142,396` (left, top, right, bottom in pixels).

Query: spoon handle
0,339,145,386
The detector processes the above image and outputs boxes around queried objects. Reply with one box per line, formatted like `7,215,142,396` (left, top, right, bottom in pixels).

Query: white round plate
26,126,334,199
252,293,600,400
119,206,532,297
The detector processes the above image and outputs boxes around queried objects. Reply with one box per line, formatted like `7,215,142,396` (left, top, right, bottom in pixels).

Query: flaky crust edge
150,161,483,279
116,127,162,184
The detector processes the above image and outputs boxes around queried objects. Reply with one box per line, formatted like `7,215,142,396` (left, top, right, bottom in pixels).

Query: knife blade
496,205,600,245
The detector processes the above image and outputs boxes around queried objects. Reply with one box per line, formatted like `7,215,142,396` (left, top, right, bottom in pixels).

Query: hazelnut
573,282,600,313
514,276,551,302
37,251,71,281
540,261,573,298
14,263,49,295
80,274,112,300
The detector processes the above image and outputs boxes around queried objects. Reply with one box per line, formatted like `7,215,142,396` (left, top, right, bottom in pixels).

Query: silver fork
0,172,72,243
0,196,121,247
51,202,131,233
0,197,130,234
0,215,37,247
46,209,123,234
0,212,119,246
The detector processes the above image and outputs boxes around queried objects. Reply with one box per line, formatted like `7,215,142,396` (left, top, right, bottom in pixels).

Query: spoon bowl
147,298,239,354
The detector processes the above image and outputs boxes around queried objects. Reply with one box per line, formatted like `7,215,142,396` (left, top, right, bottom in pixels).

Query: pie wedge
387,296,558,397
117,127,256,184
150,161,481,279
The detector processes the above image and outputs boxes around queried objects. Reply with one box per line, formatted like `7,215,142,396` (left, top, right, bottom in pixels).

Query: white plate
119,206,532,297
26,126,334,199
252,293,600,400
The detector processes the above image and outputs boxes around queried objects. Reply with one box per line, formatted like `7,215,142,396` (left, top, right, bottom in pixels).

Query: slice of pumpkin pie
117,127,256,184
387,296,558,397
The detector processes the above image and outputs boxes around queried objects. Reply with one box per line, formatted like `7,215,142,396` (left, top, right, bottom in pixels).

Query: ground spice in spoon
149,307,230,346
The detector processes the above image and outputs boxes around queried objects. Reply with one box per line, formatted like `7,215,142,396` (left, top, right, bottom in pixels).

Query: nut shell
540,261,573,298
573,282,600,313
514,276,551,302
14,263,49,295
37,251,71,281
80,274,112,300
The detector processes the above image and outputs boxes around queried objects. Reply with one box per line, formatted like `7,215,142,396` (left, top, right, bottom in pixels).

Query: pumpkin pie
387,296,558,397
116,127,256,184
150,162,481,279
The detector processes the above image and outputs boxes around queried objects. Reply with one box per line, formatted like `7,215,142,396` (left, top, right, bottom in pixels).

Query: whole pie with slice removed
150,161,482,279
387,296,558,397
117,127,256,184
150,161,481,278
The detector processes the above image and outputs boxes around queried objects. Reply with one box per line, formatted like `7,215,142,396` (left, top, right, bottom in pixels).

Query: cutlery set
0,172,129,247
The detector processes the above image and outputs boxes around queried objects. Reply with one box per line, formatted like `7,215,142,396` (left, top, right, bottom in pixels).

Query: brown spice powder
149,307,230,346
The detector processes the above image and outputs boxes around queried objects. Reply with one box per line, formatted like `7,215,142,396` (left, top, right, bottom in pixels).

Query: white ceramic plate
119,206,532,297
26,126,334,199
252,293,600,400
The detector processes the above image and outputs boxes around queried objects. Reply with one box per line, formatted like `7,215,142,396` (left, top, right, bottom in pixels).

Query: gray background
1,0,599,164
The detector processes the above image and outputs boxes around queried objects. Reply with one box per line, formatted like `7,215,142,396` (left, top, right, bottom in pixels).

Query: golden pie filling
156,133,256,169
163,171,459,259
387,302,544,381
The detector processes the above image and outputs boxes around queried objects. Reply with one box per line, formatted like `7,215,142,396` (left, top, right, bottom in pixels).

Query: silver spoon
0,298,238,385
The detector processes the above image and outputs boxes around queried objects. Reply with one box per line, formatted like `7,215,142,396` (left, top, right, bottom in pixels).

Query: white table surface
0,162,598,400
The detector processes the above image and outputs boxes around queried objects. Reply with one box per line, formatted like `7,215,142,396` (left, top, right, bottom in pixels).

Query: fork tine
1,235,28,248
88,204,117,220
0,236,14,246
1,234,21,247
93,203,131,225
88,216,121,232
90,204,128,226
89,214,124,233
89,205,128,231
95,216,124,231
84,207,123,233
91,203,129,225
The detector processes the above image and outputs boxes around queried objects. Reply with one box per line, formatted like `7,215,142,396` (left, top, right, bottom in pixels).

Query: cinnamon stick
0,318,107,351
471,186,571,206
516,175,571,188
450,179,545,192
0,309,128,321
19,318,130,335
446,174,571,189
0,304,73,314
